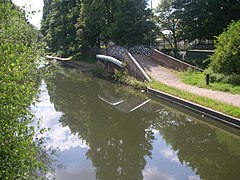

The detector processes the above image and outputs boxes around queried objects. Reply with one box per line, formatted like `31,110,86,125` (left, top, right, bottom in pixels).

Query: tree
0,1,54,178
76,0,156,48
173,0,240,41
210,20,240,75
75,0,107,51
155,0,180,49
41,0,156,55
41,0,80,57
107,0,156,46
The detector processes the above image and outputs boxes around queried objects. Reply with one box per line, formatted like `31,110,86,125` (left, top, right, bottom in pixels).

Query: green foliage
41,0,81,57
77,0,156,47
41,0,156,55
178,71,240,94
208,73,240,86
155,0,240,47
75,0,107,50
155,0,180,49
113,69,129,83
107,0,156,46
209,20,240,75
149,80,240,118
172,0,240,41
0,2,54,179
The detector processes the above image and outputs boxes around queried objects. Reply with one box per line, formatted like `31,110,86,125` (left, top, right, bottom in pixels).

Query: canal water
33,67,240,180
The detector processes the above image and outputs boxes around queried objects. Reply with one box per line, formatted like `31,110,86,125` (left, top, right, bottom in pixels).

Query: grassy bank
177,71,240,94
113,73,240,118
147,80,240,118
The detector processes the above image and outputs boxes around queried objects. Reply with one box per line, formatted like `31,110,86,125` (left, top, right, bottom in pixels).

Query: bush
0,2,54,179
209,73,240,85
113,69,128,83
206,68,240,85
209,20,240,75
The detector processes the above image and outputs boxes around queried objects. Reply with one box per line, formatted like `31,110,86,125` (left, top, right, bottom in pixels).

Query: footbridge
96,45,203,82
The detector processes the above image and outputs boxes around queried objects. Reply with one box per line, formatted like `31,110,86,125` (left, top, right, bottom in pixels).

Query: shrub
113,69,129,83
209,20,240,75
205,67,240,85
0,2,54,179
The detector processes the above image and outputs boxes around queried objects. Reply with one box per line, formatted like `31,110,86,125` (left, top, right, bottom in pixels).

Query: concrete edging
147,87,240,129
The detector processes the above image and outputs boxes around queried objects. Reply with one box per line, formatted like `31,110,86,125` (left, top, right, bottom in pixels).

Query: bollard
206,73,210,85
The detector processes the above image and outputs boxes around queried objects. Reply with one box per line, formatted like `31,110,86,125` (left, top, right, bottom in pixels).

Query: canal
33,67,240,180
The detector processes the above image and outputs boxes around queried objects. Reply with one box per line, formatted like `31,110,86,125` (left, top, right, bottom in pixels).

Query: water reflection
33,82,88,151
155,110,240,180
40,67,240,180
46,73,159,179
97,79,150,112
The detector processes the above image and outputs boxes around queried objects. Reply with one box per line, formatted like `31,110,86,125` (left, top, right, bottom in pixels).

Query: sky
12,0,159,29
12,0,44,29
149,0,159,9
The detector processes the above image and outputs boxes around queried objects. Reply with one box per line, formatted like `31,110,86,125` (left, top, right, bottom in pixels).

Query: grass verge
113,72,240,118
177,71,240,94
147,79,240,118
99,66,240,119
116,75,240,118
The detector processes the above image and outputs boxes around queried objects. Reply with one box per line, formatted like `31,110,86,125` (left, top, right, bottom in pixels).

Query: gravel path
133,54,240,107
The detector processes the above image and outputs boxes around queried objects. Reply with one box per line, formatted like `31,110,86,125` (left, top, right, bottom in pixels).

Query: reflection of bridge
97,79,150,113
96,45,202,82
99,91,150,113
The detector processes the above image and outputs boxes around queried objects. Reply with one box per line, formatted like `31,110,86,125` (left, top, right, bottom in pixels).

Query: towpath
133,54,240,107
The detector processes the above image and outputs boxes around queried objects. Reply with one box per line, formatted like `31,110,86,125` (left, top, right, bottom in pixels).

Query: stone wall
123,50,151,82
150,49,203,72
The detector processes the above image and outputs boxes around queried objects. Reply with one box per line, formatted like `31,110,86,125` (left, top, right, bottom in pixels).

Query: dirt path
133,54,240,107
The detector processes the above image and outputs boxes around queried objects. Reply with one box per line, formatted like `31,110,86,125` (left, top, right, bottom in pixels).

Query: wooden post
206,74,210,85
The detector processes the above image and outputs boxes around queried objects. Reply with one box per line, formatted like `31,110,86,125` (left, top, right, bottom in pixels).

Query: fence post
206,74,210,85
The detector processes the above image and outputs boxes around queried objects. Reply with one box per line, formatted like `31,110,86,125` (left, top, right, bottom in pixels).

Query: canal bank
147,87,240,129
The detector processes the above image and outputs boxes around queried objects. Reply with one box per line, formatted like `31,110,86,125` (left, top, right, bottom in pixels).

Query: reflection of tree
45,68,159,179
45,67,240,180
86,114,155,180
156,109,240,180
216,131,240,157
